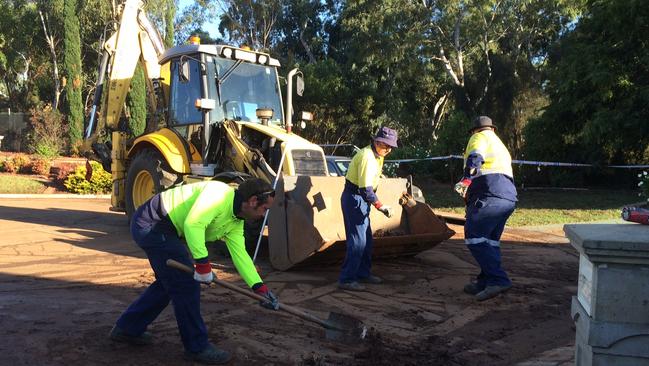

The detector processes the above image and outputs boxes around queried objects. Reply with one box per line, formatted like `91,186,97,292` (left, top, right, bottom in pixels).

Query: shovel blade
324,312,367,342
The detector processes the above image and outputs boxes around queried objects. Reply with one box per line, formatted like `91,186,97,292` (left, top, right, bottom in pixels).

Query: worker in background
339,126,398,291
454,116,518,301
109,179,279,365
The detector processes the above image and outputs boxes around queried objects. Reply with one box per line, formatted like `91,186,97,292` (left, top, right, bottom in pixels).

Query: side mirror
179,59,190,83
296,74,305,96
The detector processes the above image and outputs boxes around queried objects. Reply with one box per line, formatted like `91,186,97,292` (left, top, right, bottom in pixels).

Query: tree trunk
299,19,316,64
39,10,61,110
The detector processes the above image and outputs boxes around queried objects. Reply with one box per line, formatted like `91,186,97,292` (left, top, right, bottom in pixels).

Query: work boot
109,325,153,346
475,285,512,301
463,282,484,295
184,343,232,365
338,281,366,291
358,275,383,284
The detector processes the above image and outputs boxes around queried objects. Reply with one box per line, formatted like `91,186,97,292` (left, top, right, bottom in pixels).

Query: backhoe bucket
268,176,455,270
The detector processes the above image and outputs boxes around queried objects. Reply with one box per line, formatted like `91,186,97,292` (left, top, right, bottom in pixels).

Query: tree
38,4,62,109
0,1,55,111
525,0,649,166
164,0,175,47
316,0,444,146
126,64,146,137
63,0,84,152
217,0,282,51
416,0,582,133
273,0,330,65
298,59,358,144
174,0,217,45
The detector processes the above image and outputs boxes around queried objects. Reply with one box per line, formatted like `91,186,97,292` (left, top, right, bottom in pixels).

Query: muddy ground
0,198,577,365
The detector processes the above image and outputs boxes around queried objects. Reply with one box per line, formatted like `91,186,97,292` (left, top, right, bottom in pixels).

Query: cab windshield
207,58,284,125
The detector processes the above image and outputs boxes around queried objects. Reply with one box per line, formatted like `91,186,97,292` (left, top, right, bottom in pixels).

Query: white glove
378,205,393,218
193,271,214,283
454,179,472,199
193,262,215,283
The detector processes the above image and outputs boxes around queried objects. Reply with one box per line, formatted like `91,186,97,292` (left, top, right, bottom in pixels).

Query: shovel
166,259,367,343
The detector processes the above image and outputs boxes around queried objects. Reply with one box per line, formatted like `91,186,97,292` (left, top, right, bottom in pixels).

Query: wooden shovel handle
165,259,332,329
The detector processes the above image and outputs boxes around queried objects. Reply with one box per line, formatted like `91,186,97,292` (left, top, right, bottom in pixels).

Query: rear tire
125,149,180,219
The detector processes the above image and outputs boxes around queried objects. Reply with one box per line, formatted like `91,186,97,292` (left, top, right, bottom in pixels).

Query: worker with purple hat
338,126,398,291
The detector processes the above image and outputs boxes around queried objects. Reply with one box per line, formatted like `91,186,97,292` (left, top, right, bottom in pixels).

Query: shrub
26,104,67,158
30,157,52,176
54,163,78,183
64,161,112,194
0,158,13,173
7,161,18,173
12,154,31,173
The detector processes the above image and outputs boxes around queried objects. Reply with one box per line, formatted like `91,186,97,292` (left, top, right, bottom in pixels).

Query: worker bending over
339,126,398,291
110,179,279,364
455,116,517,301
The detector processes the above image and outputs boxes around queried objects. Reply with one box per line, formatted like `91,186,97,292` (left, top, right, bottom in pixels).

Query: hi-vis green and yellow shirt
463,129,517,202
160,181,261,287
345,145,384,204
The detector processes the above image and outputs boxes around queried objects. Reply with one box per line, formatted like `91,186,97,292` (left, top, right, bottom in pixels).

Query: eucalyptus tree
416,0,583,159
525,0,649,166
36,0,64,109
217,0,282,51
273,0,329,65
173,0,219,45
0,0,54,110
416,0,582,127
333,0,442,146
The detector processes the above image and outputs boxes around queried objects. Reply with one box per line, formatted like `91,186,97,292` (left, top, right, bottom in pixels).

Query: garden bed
0,152,91,194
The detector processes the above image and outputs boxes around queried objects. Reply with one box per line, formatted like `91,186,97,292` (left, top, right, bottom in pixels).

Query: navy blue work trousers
464,196,516,288
339,188,373,283
115,196,209,353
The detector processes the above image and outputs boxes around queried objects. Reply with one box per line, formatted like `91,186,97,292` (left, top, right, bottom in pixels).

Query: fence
0,112,28,151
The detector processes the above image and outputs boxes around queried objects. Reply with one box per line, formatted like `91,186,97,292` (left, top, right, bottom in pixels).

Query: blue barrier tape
380,155,649,169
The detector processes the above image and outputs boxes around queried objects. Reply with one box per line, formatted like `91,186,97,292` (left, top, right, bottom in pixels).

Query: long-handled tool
166,259,367,342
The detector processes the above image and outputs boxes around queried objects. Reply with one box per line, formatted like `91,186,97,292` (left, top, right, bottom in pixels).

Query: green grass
422,183,641,227
0,174,47,194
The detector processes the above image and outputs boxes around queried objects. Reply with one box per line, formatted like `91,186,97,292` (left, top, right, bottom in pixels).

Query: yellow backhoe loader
85,0,454,270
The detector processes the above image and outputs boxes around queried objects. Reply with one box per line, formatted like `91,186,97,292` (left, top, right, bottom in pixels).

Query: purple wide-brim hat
374,126,398,148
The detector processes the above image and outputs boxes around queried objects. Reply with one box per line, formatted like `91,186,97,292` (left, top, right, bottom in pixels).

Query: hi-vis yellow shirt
161,181,261,287
464,130,513,178
346,145,384,190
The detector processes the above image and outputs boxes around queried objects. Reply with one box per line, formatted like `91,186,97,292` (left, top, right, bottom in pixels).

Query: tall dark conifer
63,0,83,152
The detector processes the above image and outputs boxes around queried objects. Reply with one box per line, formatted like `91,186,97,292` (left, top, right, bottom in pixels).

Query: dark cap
470,116,496,132
373,126,398,148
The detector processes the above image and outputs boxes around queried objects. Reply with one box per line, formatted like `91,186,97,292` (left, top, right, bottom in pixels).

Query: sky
178,0,221,39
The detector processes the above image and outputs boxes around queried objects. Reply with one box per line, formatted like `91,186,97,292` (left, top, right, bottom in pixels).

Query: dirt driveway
0,198,577,365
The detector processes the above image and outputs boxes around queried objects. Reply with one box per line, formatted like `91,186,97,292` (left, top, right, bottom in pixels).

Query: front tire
125,149,180,218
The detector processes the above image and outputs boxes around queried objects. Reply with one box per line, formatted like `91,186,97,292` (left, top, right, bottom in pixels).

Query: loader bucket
267,176,455,270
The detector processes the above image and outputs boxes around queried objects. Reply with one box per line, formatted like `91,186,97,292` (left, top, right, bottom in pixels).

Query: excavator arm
83,0,166,209
84,0,164,155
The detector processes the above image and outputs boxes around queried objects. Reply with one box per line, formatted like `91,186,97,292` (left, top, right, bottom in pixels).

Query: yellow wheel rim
133,170,155,209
